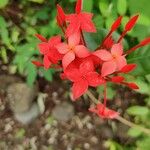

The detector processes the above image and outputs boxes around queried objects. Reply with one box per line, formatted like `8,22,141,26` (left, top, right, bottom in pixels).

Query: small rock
7,83,38,113
117,123,129,140
15,102,40,124
4,123,12,132
30,137,37,150
44,124,51,131
48,137,55,144
84,143,90,150
90,136,98,144
100,126,114,139
52,102,74,122
0,75,22,91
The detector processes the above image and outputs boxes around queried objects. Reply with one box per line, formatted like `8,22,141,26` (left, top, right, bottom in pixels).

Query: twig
86,90,150,135
81,30,86,46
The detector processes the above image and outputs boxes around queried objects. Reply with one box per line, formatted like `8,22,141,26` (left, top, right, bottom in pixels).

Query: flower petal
116,56,127,70
101,61,117,77
48,35,61,47
74,45,90,58
66,21,80,37
65,14,76,22
68,32,80,46
79,60,94,75
38,43,49,54
62,51,75,69
93,50,112,61
72,79,88,100
43,55,51,69
89,104,119,119
86,72,105,87
56,43,69,54
111,43,123,56
65,68,81,82
80,13,96,32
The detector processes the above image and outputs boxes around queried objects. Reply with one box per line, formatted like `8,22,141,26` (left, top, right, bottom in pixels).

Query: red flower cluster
33,0,150,119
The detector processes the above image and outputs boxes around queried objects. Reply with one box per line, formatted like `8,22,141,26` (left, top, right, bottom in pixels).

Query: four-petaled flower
65,0,96,37
89,104,119,119
65,60,105,99
56,33,90,69
38,36,62,69
94,43,127,77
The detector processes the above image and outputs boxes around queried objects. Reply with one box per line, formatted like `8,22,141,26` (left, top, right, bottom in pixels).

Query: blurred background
0,0,150,149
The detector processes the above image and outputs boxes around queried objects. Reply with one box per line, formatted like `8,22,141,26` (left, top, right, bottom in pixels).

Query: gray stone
52,102,74,122
6,83,38,113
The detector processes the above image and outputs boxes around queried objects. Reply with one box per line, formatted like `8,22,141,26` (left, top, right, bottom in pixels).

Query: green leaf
84,28,128,51
1,47,8,64
15,128,25,139
135,77,150,95
117,0,127,15
137,137,150,150
99,0,111,17
40,68,55,82
128,127,142,137
0,0,9,9
129,0,150,17
105,17,115,30
127,106,149,116
93,15,104,29
29,0,45,4
26,63,37,86
128,45,150,75
138,14,150,26
0,16,10,46
130,24,150,41
83,0,93,12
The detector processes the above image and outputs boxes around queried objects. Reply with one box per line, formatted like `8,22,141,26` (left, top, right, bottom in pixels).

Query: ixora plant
32,0,150,134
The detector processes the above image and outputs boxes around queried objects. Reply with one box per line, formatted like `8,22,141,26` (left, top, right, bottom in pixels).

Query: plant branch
81,30,86,46
86,90,150,135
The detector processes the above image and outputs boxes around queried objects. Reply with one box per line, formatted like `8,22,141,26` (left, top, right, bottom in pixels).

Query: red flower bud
125,15,139,31
111,16,122,32
56,4,65,26
139,37,150,46
127,83,139,89
32,61,43,67
120,64,137,73
35,34,47,42
75,0,82,14
111,76,124,83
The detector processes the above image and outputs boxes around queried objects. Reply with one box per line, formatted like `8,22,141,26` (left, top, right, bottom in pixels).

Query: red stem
81,30,86,46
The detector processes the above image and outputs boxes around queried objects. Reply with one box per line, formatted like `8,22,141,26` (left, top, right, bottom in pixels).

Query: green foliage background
0,0,150,149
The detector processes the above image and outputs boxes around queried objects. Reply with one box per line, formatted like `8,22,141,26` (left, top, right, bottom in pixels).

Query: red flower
38,35,62,69
94,43,127,77
56,33,90,69
65,0,96,37
65,60,105,99
89,104,119,119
